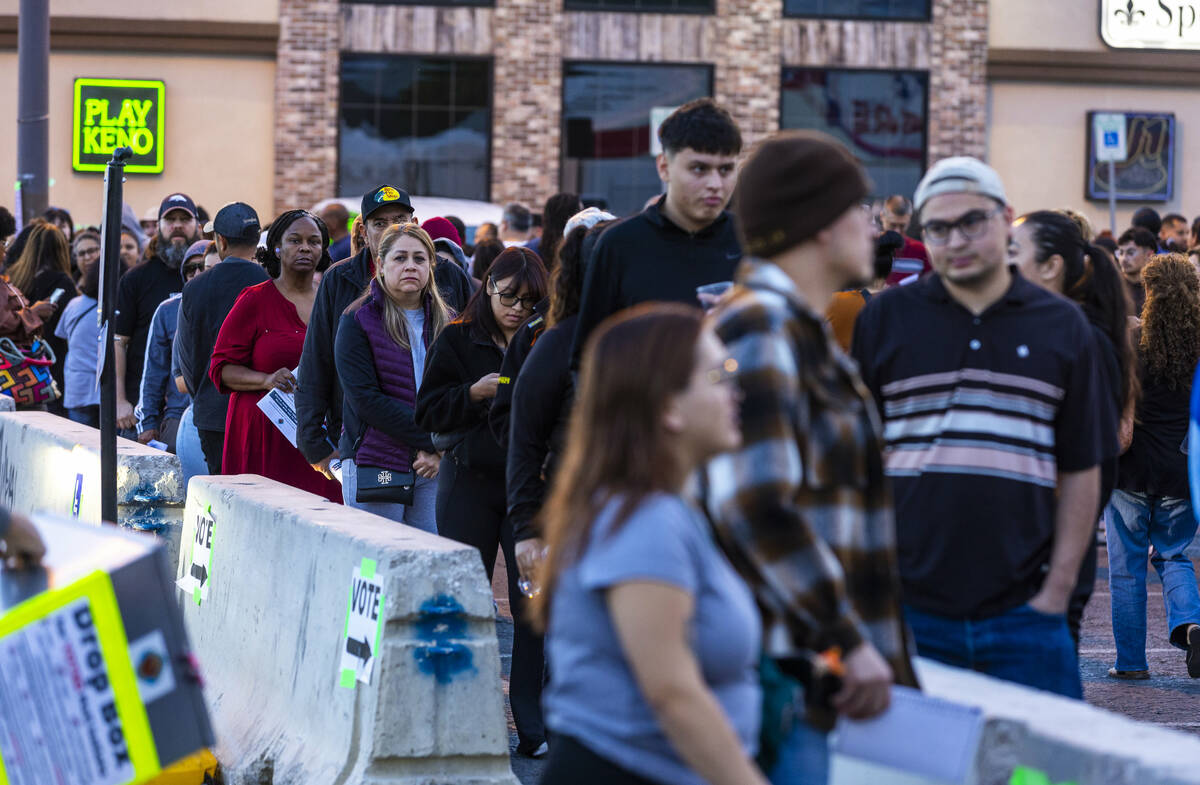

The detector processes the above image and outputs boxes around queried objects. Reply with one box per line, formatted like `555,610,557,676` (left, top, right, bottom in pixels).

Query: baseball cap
158,193,198,221
913,157,1008,213
564,207,617,237
211,202,261,243
361,185,414,220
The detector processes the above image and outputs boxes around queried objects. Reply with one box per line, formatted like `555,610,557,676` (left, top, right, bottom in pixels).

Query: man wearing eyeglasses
851,157,1103,699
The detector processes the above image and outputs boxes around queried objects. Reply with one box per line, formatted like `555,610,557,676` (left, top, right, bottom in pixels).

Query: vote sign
176,508,215,606
339,559,385,687
72,78,165,174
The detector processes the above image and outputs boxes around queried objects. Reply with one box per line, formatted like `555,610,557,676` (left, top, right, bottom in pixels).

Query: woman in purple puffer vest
334,223,452,532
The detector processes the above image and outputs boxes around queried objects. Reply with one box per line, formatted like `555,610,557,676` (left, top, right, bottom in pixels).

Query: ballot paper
257,368,300,448
832,686,984,784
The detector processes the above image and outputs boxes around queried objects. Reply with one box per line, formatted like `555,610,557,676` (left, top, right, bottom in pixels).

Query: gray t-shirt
545,493,761,785
403,308,426,391
54,294,100,409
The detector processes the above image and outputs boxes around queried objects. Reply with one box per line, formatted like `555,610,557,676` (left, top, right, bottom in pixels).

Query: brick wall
284,1,989,211
274,0,340,214
928,0,989,162
714,0,782,154
489,0,564,208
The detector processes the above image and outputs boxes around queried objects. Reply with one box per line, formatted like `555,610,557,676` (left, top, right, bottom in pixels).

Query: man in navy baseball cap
211,202,261,244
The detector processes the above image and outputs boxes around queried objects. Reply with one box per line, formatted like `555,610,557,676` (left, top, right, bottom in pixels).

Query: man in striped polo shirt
852,157,1103,698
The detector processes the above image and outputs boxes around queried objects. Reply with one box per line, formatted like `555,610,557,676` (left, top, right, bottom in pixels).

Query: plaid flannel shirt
704,258,917,692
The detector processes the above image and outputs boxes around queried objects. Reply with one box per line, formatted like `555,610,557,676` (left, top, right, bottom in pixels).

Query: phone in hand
48,288,66,305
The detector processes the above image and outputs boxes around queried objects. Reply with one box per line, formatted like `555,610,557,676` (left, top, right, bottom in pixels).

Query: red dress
209,280,342,504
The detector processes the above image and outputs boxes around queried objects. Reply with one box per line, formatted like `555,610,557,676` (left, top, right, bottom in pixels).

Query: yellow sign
73,78,165,174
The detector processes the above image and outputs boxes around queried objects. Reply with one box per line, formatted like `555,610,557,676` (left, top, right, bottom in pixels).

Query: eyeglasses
75,246,100,258
921,207,1003,246
705,358,739,386
488,278,537,310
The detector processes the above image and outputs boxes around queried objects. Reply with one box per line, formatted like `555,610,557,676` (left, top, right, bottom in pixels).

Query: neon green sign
72,78,165,174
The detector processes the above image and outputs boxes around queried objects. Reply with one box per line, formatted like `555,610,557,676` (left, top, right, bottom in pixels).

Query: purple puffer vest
353,279,432,473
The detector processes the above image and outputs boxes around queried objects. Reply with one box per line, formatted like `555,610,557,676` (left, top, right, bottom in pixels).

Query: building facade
0,0,990,223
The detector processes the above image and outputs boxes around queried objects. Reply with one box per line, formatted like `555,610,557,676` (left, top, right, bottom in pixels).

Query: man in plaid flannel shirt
705,131,917,785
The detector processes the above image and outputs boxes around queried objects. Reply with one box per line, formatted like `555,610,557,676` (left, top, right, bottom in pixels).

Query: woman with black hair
415,245,549,757
207,210,341,502
1010,210,1137,645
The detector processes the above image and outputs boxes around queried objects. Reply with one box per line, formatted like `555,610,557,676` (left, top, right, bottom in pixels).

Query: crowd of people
2,97,1200,784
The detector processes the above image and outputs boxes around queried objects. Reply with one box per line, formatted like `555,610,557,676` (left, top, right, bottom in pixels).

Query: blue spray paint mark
413,594,474,684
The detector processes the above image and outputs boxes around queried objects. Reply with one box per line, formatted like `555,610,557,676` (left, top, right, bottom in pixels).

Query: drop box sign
72,78,165,174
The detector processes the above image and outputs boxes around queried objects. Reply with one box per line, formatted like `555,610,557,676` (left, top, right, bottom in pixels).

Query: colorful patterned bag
0,337,60,407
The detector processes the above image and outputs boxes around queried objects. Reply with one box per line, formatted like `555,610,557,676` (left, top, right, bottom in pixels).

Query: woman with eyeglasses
415,245,549,756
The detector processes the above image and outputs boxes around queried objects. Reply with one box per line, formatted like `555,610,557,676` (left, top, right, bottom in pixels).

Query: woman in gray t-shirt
532,304,767,785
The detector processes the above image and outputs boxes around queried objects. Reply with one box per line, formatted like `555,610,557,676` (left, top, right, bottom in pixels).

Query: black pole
16,0,49,224
99,147,132,525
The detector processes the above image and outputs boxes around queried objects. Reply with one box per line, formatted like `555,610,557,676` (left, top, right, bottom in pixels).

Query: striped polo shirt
852,269,1102,618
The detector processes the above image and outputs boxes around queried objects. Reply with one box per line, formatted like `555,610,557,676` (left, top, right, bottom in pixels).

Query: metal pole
99,147,131,525
16,0,49,224
1108,159,1118,236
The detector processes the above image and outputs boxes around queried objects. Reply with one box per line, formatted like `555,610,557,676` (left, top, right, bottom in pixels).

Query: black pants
541,735,658,785
436,455,546,749
197,429,224,475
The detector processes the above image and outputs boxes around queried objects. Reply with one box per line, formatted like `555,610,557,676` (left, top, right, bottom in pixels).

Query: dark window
345,0,493,6
565,0,712,11
784,0,929,20
562,62,712,217
780,68,928,200
338,54,491,201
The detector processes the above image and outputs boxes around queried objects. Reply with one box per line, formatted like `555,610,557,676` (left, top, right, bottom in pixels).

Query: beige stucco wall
0,0,277,23
989,0,1104,51
988,80,1195,233
0,51,275,227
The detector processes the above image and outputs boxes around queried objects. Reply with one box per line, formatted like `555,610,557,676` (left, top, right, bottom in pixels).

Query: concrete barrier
832,657,1200,785
178,475,518,785
0,394,14,412
0,411,186,565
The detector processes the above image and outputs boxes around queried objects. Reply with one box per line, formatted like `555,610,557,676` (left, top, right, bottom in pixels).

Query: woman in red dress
208,210,342,503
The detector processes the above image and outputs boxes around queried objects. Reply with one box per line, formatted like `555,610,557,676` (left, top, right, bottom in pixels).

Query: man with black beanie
569,98,743,366
702,130,917,783
175,202,271,473
296,185,473,485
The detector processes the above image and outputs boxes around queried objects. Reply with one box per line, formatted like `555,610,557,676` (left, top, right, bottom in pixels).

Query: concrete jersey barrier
178,475,518,785
0,411,185,563
913,657,1200,785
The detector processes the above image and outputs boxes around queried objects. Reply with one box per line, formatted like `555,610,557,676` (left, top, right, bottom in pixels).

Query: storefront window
339,54,491,201
344,0,493,5
780,68,928,199
565,0,713,11
783,0,929,20
562,62,712,217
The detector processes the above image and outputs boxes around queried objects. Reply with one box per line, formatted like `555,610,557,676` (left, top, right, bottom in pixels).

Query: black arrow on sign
190,562,208,586
346,636,372,663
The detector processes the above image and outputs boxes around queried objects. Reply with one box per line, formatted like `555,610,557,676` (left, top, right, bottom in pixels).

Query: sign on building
1101,0,1200,50
72,78,165,174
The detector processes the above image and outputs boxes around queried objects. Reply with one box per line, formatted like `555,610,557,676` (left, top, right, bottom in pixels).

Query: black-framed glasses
921,206,1003,246
488,278,537,310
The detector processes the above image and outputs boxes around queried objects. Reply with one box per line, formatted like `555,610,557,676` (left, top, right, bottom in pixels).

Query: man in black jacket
296,185,473,483
569,98,744,366
174,202,271,473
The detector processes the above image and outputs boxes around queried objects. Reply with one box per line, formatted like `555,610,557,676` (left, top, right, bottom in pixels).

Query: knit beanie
422,216,462,247
734,130,870,259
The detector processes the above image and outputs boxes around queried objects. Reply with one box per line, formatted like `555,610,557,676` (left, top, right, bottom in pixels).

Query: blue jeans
1105,489,1200,670
342,457,438,534
769,718,829,785
904,603,1081,698
175,405,208,487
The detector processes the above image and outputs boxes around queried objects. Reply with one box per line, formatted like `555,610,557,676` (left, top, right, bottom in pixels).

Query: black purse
355,465,416,505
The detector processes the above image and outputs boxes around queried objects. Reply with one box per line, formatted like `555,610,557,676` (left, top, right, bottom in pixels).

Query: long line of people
5,96,1200,785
